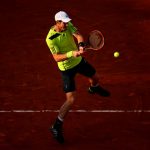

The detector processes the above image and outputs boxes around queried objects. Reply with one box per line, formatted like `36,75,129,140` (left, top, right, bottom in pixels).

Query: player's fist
72,51,81,57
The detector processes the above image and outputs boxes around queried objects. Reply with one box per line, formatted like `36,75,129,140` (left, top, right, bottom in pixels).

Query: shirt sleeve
67,21,77,34
46,34,59,54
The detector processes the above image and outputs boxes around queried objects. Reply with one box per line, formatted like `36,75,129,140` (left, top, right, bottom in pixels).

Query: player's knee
67,96,75,105
66,92,76,105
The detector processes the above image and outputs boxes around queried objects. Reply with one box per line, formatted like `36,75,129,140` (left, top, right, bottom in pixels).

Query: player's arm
46,40,81,62
46,36,80,62
73,31,86,54
52,53,69,62
52,51,81,62
73,31,84,44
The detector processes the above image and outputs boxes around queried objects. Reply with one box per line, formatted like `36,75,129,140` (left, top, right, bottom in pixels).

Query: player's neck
54,25,61,32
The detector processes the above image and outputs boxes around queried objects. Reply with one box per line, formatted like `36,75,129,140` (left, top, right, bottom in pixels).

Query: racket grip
78,42,86,47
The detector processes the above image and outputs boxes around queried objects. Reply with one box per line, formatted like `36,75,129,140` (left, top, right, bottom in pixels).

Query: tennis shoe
50,125,64,144
88,85,110,97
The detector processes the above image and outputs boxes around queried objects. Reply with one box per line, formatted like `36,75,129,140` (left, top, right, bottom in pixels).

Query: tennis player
46,11,110,143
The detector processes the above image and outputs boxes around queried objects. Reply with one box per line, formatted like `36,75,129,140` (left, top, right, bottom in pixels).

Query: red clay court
0,0,150,149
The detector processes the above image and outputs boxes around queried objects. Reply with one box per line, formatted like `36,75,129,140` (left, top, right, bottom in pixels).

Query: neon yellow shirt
46,22,82,71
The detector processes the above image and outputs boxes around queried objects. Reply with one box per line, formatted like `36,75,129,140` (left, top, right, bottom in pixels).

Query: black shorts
60,58,96,93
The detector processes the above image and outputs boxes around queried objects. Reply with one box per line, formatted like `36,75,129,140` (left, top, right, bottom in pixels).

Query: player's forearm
52,53,68,62
53,50,81,62
73,31,84,43
77,35,84,44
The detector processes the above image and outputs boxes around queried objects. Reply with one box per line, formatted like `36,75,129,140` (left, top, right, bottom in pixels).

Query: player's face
59,21,68,31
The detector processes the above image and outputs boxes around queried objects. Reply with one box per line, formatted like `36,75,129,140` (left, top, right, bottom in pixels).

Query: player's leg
51,91,76,143
88,73,110,97
50,69,76,143
58,91,76,120
88,72,100,86
77,58,110,97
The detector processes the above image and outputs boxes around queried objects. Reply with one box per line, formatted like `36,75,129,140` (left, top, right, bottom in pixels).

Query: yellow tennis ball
114,51,119,58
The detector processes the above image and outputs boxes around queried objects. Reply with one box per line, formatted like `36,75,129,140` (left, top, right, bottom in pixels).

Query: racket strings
88,31,104,50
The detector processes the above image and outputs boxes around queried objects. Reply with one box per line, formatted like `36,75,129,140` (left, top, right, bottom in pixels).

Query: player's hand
78,42,86,54
78,47,85,54
72,51,81,57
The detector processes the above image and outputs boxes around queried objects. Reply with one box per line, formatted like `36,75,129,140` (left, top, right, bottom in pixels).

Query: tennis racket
85,30,104,50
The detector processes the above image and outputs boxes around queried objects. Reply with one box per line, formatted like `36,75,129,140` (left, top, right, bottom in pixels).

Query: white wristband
66,51,73,58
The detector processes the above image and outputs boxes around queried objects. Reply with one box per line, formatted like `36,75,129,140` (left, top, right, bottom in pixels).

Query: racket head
86,30,104,50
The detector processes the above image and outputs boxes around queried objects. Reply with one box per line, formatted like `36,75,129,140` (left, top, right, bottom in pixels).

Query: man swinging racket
46,11,110,143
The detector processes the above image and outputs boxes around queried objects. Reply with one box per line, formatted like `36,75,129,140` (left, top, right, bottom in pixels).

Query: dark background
0,0,150,149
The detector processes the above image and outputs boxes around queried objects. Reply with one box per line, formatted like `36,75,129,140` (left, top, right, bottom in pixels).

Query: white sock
91,83,99,87
58,116,64,122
